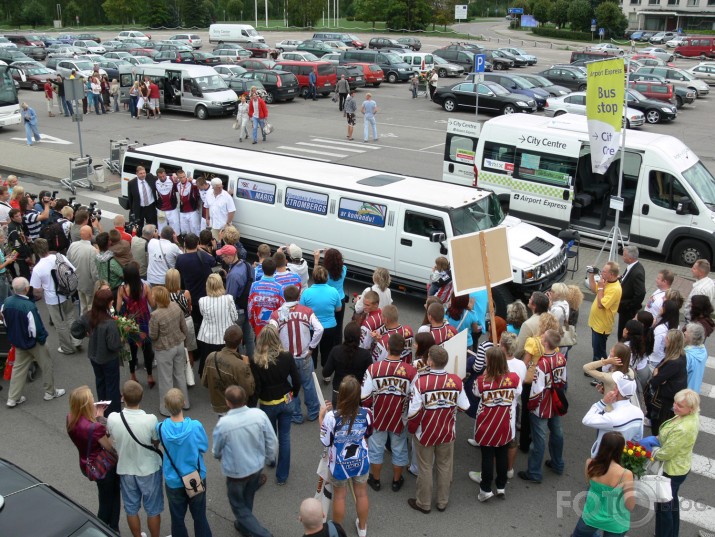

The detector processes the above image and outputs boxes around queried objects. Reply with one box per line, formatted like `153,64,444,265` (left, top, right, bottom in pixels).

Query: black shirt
303,522,347,537
175,250,216,302
322,344,372,391
251,351,301,402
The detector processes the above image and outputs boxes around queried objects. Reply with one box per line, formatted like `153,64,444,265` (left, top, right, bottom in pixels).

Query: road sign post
64,79,85,157
473,54,486,120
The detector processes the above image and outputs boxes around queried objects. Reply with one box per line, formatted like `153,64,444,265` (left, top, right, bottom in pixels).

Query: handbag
263,123,273,135
232,120,239,130
84,422,118,482
557,305,577,347
185,349,195,387
158,423,205,498
637,455,673,505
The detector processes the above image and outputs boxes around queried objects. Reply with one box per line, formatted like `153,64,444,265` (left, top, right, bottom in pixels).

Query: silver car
544,91,645,128
276,40,303,52
432,55,464,77
72,40,106,54
499,47,537,65
276,51,320,62
687,63,715,86
214,64,248,79
167,33,203,49
639,47,675,63
55,59,107,79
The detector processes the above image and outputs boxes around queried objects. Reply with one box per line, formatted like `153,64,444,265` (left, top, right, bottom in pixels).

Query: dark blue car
470,72,550,110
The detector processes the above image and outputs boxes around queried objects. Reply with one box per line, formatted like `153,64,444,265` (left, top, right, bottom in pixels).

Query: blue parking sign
475,53,486,73
599,28,605,37
592,18,596,25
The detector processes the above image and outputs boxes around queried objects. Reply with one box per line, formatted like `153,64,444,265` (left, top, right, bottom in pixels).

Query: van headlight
211,101,221,105
398,68,408,72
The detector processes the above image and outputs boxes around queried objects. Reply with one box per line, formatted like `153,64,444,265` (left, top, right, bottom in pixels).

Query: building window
630,0,641,4
687,0,698,4
668,0,679,4
648,0,660,4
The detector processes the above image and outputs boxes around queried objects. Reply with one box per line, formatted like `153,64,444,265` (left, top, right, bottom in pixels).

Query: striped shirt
371,324,414,363
361,357,417,433
268,302,323,358
473,372,522,447
417,322,458,347
407,369,470,447
528,352,568,419
197,295,239,345
274,270,302,292
22,210,43,240
170,291,190,317
359,310,384,351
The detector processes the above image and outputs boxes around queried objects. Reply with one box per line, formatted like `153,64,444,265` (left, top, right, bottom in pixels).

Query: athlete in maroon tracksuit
154,168,179,233
176,169,200,235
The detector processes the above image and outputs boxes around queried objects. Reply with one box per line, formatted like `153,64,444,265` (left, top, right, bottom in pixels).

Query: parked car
537,66,588,91
312,32,365,49
110,42,140,52
586,43,624,55
484,50,514,70
347,62,384,87
630,54,670,67
55,59,107,78
629,71,697,107
432,80,536,115
155,43,193,53
213,47,252,62
101,40,124,52
277,51,319,62
276,39,303,52
244,42,278,59
639,47,675,62
97,58,131,79
397,37,421,51
650,31,677,44
37,34,60,47
499,47,537,65
46,45,81,58
687,62,715,85
191,51,220,65
629,31,644,41
212,42,248,51
635,66,710,96
16,45,45,61
76,54,104,64
666,36,687,48
369,37,408,51
321,40,347,52
126,55,155,66
167,33,203,49
468,72,549,109
336,65,364,89
116,30,150,42
625,88,678,123
55,34,78,44
628,78,675,105
8,63,55,90
104,51,132,60
0,49,32,63
72,40,105,54
76,33,101,43
214,64,248,79
154,50,197,63
130,48,160,59
518,73,570,97
296,40,334,57
320,52,342,65
0,36,16,49
236,58,276,70
434,47,481,71
440,42,485,52
432,55,464,77
226,77,268,99
496,49,528,67
238,69,300,103
543,91,645,128
639,32,655,42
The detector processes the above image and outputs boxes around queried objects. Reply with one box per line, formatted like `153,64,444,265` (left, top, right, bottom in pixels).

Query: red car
346,62,384,87
244,42,279,59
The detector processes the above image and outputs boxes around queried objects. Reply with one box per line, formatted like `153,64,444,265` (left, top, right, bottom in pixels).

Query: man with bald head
67,224,98,313
299,498,346,537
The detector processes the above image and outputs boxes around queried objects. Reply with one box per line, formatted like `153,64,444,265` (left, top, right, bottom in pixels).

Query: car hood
503,215,564,270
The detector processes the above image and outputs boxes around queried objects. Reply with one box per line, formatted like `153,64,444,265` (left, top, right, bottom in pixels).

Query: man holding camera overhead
587,262,622,363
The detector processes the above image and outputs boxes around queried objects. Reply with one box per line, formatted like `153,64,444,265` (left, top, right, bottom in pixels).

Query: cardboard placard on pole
442,328,468,377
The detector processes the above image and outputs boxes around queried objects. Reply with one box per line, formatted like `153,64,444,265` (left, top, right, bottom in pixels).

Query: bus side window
649,170,687,210
404,211,445,237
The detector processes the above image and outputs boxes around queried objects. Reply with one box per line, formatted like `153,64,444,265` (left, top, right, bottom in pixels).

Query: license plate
356,77,363,82
324,82,330,86
227,105,236,110
287,89,295,93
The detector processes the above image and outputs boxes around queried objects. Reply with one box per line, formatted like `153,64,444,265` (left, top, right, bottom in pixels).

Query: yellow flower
623,447,628,452
628,449,634,456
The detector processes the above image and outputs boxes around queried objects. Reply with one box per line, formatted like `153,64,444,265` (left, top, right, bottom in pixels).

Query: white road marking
296,142,366,153
692,453,715,480
11,134,73,144
276,146,347,158
707,356,715,369
91,193,125,206
701,382,715,399
420,143,445,150
311,138,381,149
701,415,715,436
679,498,715,533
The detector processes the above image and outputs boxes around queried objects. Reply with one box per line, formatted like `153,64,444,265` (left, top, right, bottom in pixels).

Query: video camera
88,201,102,223
586,265,600,275
124,213,140,235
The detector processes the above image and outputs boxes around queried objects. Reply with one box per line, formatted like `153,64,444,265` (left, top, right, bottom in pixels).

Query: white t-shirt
30,254,75,305
507,357,527,438
106,409,161,477
146,238,181,285
0,200,11,223
206,189,235,229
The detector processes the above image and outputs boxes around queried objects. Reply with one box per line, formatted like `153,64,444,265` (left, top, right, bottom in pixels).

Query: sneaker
355,518,367,537
391,476,405,492
323,377,331,385
7,395,27,408
407,466,418,477
545,460,563,475
507,469,514,479
496,488,506,498
57,347,74,355
367,473,381,491
468,471,482,484
467,438,479,447
478,490,494,502
44,389,66,401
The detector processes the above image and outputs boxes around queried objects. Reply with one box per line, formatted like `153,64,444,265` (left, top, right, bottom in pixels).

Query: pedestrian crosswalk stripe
691,454,715,480
276,146,348,158
707,356,715,369
312,138,382,149
265,150,330,162
701,382,715,399
296,142,366,153
92,193,123,205
680,498,715,533
701,415,715,436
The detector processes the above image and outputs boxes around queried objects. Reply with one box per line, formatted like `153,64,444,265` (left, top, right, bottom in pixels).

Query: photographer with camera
7,209,33,279
587,262,623,365
19,195,50,241
70,207,102,243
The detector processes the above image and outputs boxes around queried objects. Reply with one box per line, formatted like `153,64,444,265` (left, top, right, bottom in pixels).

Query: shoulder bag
557,304,577,347
637,452,672,504
158,422,205,498
119,411,162,457
84,422,118,482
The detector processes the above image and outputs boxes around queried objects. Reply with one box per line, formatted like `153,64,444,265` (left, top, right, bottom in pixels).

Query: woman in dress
319,375,372,537
647,329,688,435
66,386,121,531
236,93,250,142
197,273,238,377
165,268,197,366
116,262,156,388
251,325,300,485
322,322,373,406
149,286,189,417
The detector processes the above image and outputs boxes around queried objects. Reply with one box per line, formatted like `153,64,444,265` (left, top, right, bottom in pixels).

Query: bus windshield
682,161,715,211
0,66,19,107
450,194,505,236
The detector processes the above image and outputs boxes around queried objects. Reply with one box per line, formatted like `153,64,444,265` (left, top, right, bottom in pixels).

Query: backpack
51,253,79,297
40,220,70,254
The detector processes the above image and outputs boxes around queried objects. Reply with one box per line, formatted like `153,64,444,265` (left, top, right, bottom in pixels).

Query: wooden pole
480,232,498,343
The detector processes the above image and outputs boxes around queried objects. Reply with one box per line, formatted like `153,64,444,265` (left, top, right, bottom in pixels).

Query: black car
397,37,421,51
484,50,514,70
496,49,527,67
441,42,485,52
97,58,132,79
369,37,408,51
155,43,193,52
626,88,677,123
17,45,46,61
191,51,220,65
154,50,196,63
238,69,300,103
336,65,364,89
537,66,588,91
0,458,118,536
432,80,536,115
226,78,268,99
518,73,571,97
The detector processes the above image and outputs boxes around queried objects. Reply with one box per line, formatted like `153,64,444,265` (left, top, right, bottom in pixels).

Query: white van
399,52,435,74
118,64,237,119
119,140,568,310
443,113,715,266
208,24,265,45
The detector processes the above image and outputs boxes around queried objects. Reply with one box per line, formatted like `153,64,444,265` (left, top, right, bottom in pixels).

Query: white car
55,59,107,79
324,40,350,51
544,92,645,128
72,40,106,54
104,51,132,60
167,33,202,49
47,45,86,58
640,47,674,63
116,30,150,42
276,51,320,62
687,63,715,86
0,37,17,49
320,52,341,65
587,43,624,55
214,64,248,79
275,40,302,52
666,36,687,48
126,55,155,66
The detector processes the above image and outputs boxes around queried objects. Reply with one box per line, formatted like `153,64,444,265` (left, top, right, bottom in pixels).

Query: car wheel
578,84,587,91
676,95,683,108
264,91,275,104
443,98,456,112
195,105,208,120
278,48,284,53
31,81,40,91
668,55,674,62
300,87,309,97
387,72,398,83
438,68,447,78
645,109,661,124
502,104,516,115
554,110,566,116
494,62,504,70
672,239,710,267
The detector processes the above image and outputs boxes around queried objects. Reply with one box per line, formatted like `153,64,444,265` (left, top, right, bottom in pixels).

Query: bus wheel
672,239,710,267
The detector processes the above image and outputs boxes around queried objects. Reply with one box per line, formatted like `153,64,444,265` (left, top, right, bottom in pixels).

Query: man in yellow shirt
587,261,622,363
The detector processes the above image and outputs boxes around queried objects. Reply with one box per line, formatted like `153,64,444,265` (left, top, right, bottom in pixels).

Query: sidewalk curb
0,166,121,193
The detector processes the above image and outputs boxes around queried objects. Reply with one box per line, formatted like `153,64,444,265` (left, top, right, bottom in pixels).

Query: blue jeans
308,83,316,99
260,401,292,483
591,329,609,362
571,517,626,537
60,96,73,116
291,356,321,423
655,472,688,537
237,311,255,359
226,473,273,537
252,117,266,142
526,413,564,481
364,116,377,141
91,358,121,416
165,481,212,537
130,95,138,117
24,122,41,145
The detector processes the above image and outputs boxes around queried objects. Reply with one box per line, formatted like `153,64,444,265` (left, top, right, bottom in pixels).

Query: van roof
135,64,219,75
131,140,490,209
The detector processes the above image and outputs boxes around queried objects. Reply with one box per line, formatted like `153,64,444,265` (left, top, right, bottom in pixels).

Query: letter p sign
475,54,486,73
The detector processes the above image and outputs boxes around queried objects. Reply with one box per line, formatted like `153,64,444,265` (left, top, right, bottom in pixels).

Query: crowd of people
0,169,710,537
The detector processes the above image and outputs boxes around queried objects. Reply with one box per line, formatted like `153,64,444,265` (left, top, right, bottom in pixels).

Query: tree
549,0,569,28
531,0,551,26
140,0,173,27
20,0,48,26
226,0,243,20
567,0,592,32
286,0,320,26
353,0,386,28
432,0,458,29
385,0,431,31
102,0,139,24
595,1,628,38
63,0,81,25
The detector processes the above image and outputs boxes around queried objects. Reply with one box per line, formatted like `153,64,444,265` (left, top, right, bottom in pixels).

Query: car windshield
74,61,93,70
433,56,448,65
303,53,319,60
26,35,41,40
27,67,51,74
526,75,551,86
193,75,228,92
683,161,715,210
246,29,259,36
679,70,696,81
382,52,402,62
484,82,509,95
628,89,648,100
450,195,505,236
512,48,527,55
512,75,534,88
84,41,99,46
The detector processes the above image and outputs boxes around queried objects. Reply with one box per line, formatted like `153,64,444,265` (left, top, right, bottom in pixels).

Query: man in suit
617,245,646,337
126,165,157,230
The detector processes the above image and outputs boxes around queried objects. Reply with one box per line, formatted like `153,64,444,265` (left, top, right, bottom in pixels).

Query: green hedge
531,27,593,41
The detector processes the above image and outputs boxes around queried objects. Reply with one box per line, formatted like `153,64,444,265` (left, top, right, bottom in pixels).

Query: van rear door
443,118,479,186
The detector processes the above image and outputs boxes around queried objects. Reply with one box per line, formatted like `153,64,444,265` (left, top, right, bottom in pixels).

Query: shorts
346,113,355,126
120,469,164,517
150,98,160,109
368,429,408,466
331,471,368,488
184,315,198,352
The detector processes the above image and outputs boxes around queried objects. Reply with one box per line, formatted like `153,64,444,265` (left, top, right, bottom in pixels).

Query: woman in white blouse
647,299,680,372
197,273,238,377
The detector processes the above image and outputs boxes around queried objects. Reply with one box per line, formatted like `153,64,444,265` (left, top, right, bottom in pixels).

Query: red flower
635,451,642,458
626,441,634,448
646,451,652,458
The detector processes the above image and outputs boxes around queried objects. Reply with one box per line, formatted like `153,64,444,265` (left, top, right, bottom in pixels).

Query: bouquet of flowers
114,315,140,367
621,440,654,478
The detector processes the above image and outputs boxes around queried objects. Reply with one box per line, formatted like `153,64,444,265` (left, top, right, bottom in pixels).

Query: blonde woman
129,80,141,118
548,283,571,325
583,343,636,408
9,185,24,210
236,93,250,142
355,267,392,313
251,324,301,485
165,268,197,365
197,273,238,376
646,329,687,434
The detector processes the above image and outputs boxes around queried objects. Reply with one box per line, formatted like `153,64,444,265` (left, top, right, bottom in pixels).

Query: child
428,256,452,301
253,243,271,282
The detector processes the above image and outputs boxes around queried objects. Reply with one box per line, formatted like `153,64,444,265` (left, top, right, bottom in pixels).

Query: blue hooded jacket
157,417,208,489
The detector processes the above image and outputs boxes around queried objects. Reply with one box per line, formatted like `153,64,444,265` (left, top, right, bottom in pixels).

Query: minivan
4,34,45,48
168,33,203,49
274,60,337,96
399,52,435,74
312,32,365,49
340,49,412,83
674,36,715,58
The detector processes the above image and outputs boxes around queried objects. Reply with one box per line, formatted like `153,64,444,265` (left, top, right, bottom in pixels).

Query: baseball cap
210,178,223,187
216,245,237,257
288,243,302,260
613,371,637,398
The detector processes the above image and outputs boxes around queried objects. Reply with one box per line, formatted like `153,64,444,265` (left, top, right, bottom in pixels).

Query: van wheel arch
195,105,209,120
671,239,711,267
